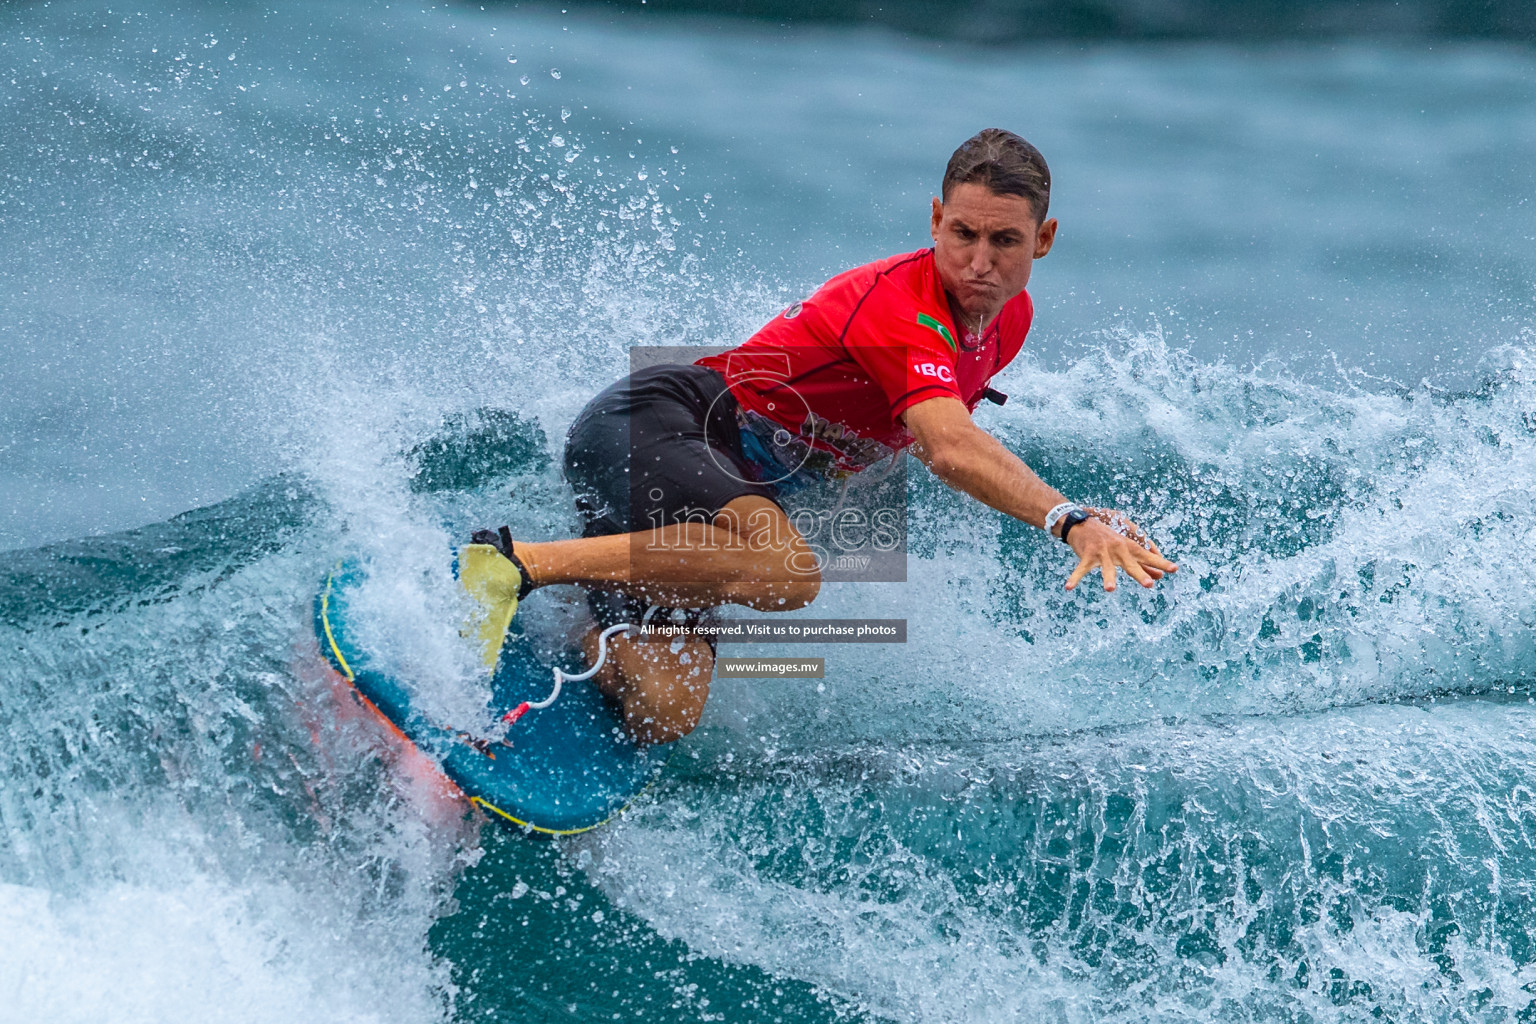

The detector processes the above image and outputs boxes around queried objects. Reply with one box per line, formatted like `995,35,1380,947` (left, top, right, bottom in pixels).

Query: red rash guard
695,248,1033,479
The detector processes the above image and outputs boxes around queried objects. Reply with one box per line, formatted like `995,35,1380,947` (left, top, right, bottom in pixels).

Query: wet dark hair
941,128,1051,221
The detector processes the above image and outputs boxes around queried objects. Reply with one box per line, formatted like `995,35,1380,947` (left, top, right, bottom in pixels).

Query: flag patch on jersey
915,312,957,351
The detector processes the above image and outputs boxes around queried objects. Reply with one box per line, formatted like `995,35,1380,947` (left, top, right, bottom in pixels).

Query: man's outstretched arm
902,396,1176,591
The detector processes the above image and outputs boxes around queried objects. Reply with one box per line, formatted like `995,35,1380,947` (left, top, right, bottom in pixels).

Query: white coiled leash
499,622,632,726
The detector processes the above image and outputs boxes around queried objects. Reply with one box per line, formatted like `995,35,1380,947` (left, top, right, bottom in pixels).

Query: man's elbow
904,399,984,483
921,441,975,483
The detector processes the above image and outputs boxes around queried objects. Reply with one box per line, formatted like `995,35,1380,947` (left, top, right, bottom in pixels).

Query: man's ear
1034,217,1058,259
930,196,944,241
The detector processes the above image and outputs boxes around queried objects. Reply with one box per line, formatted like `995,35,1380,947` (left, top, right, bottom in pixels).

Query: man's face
930,183,1057,323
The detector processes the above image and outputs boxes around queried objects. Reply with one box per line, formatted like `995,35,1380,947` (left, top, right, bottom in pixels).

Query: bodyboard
313,558,667,835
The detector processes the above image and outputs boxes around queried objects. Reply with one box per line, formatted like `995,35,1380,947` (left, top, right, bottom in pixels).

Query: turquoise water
2,2,1536,1021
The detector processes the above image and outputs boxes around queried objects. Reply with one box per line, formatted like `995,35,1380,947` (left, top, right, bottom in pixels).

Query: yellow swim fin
459,543,524,671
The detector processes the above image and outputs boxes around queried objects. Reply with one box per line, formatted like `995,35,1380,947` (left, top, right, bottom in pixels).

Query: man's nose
970,242,994,275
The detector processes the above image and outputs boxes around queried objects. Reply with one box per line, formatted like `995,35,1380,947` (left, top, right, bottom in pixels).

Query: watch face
1059,509,1090,542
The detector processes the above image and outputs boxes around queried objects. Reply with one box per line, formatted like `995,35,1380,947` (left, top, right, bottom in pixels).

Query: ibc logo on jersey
912,361,955,383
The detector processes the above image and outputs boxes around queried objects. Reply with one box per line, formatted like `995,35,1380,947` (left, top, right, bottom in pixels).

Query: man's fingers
1135,545,1178,573
1129,545,1177,581
1124,558,1156,588
1065,534,1177,593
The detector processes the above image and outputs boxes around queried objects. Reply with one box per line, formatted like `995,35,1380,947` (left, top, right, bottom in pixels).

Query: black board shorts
563,363,783,644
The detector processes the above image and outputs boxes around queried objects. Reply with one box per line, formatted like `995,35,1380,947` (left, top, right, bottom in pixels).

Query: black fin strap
497,526,535,600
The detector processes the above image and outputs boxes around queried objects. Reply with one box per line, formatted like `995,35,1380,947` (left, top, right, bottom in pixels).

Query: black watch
1058,508,1090,545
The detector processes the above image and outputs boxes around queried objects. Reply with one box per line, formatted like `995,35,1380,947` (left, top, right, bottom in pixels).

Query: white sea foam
0,875,440,1024
587,702,1536,1022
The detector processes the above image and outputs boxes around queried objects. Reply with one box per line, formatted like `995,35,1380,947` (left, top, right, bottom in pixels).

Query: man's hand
902,397,1178,593
1062,510,1177,591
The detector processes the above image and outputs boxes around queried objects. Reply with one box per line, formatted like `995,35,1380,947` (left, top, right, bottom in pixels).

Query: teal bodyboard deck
314,559,667,834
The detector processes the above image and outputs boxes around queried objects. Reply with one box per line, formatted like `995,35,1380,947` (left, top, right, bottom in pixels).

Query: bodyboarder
472,128,1177,744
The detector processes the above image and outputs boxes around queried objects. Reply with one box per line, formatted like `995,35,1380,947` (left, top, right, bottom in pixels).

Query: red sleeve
840,285,963,424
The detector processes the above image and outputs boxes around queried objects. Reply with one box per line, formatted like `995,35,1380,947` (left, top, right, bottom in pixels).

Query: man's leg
579,625,713,746
522,495,820,745
514,494,819,611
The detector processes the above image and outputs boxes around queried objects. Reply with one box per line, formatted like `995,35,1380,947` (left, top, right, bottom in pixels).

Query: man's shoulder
808,248,940,324
811,248,927,291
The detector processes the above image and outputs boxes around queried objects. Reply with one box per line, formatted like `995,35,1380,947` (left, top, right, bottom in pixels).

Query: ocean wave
556,0,1536,42
591,699,1536,1022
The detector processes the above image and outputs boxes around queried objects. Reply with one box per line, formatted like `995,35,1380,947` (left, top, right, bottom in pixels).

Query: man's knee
713,494,822,609
733,563,819,610
613,639,711,745
778,568,820,610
